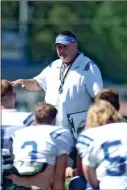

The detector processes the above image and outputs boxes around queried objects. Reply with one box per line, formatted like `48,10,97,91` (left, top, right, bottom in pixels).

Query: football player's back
77,123,127,189
77,100,127,189
2,109,33,127
1,79,34,190
12,125,73,175
13,125,59,165
1,80,27,174
88,122,127,189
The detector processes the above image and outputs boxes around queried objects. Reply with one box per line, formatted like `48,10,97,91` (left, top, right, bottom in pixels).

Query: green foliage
1,1,18,18
91,2,127,82
93,2,127,60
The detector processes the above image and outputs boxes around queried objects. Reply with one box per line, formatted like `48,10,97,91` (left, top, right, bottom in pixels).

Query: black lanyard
58,53,80,94
58,63,73,94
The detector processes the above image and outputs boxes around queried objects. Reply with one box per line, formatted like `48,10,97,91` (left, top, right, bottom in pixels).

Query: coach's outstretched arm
12,79,42,92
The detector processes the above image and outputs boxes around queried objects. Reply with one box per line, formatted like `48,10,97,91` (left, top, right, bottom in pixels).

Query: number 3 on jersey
21,141,37,162
102,140,126,176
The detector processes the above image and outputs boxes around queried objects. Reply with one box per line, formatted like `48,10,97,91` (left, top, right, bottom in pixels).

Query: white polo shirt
34,53,103,135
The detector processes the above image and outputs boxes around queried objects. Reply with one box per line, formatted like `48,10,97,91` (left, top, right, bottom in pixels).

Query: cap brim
55,40,70,45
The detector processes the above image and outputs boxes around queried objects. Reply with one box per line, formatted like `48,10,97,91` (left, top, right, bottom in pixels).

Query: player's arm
11,79,42,92
6,165,55,190
65,153,83,178
82,164,99,189
77,134,99,189
51,129,74,189
76,133,93,175
77,154,83,175
53,154,68,190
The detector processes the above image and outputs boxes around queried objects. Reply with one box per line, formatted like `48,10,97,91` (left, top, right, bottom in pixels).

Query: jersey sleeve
84,62,103,97
50,128,74,156
23,113,35,127
34,65,51,91
76,132,94,158
82,143,97,168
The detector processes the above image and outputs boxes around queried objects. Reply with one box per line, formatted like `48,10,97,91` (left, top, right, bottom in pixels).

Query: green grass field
65,177,71,190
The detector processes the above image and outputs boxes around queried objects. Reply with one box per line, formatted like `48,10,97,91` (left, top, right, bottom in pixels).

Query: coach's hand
11,79,26,88
11,79,42,92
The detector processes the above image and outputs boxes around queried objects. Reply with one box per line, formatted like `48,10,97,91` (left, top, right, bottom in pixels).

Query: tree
91,2,127,82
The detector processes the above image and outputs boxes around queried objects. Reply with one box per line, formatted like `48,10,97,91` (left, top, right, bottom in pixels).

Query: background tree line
2,1,127,83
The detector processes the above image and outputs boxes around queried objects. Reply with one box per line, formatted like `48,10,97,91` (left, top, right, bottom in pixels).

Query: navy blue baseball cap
55,34,77,45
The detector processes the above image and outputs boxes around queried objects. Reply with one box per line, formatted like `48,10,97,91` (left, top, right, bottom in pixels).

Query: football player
76,100,127,189
8,102,74,190
1,79,33,189
95,88,127,120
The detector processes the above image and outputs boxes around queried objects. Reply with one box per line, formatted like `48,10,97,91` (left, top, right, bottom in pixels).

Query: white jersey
34,53,103,137
12,125,74,175
1,109,34,176
2,109,34,127
76,122,127,189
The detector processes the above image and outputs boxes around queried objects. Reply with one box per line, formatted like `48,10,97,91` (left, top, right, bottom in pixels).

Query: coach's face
56,42,78,64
